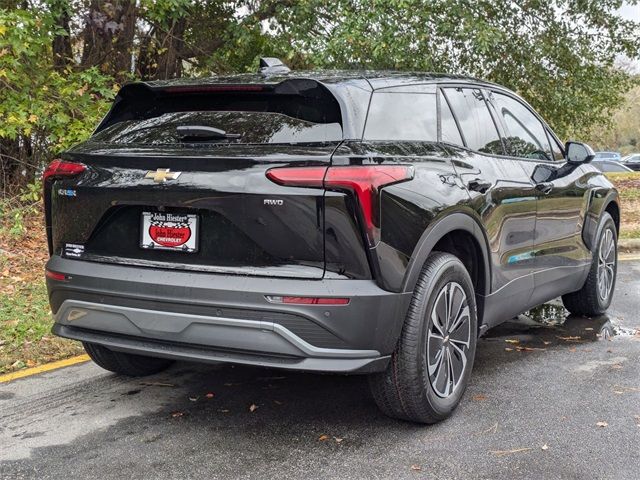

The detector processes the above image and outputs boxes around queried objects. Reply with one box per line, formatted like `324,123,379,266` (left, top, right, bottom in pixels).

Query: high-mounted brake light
42,159,86,182
266,165,414,246
162,85,266,94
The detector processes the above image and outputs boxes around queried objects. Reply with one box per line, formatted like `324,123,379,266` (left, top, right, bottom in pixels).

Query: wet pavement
1,259,639,479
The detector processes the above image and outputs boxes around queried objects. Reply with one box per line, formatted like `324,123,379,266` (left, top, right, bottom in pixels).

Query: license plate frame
140,211,199,253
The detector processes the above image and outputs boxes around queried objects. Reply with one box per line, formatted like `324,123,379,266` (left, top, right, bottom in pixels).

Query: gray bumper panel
53,323,390,373
54,299,379,359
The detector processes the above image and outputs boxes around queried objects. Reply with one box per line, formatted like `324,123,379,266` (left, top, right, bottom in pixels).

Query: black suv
44,62,619,423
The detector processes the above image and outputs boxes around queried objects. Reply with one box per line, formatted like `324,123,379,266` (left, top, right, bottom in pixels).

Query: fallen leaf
516,346,546,352
170,411,184,418
611,364,623,369
568,347,577,352
584,327,594,331
505,347,514,352
557,335,582,342
490,447,532,457
541,444,549,451
249,403,258,412
273,400,283,405
189,396,198,402
219,409,230,413
205,392,215,398
505,339,520,344
596,421,608,427
543,341,552,345
318,434,329,441
334,437,343,443
410,465,422,471
472,394,488,401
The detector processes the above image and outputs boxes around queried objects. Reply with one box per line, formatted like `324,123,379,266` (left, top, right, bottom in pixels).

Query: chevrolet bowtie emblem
145,168,181,183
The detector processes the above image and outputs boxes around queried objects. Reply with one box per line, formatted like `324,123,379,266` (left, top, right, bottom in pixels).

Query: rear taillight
42,159,86,182
266,165,414,246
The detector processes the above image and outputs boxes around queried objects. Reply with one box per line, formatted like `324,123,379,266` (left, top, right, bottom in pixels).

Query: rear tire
83,342,173,377
369,252,478,423
562,212,617,316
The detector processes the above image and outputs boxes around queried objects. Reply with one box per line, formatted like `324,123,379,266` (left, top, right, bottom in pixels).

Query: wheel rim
426,282,471,398
597,228,616,302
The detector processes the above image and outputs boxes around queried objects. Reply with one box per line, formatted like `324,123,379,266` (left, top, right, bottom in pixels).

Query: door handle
467,179,492,193
535,182,553,194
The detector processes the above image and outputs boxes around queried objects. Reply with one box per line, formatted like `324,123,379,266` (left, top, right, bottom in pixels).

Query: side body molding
401,211,492,299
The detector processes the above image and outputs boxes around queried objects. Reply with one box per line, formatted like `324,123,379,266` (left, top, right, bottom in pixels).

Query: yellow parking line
619,254,640,262
0,354,91,384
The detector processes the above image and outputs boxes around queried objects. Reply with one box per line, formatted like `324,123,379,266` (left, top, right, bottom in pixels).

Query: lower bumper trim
53,324,390,374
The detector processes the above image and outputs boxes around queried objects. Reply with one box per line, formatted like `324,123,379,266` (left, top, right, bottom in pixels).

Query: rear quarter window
364,92,437,142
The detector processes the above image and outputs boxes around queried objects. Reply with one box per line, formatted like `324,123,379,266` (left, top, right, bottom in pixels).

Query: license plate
140,212,198,252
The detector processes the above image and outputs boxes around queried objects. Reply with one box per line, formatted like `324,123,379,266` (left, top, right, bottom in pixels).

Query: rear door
441,86,538,307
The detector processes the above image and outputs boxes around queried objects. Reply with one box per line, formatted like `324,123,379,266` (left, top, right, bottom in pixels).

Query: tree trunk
51,0,73,71
80,0,136,81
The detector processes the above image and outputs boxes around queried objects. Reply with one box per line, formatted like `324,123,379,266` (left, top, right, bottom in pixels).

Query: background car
593,151,622,162
621,153,640,171
592,160,634,173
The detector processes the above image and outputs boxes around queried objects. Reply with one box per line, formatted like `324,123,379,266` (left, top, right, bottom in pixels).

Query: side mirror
565,141,595,164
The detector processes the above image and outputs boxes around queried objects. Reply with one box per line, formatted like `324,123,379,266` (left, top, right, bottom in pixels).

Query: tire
83,342,173,377
562,212,617,316
369,252,478,424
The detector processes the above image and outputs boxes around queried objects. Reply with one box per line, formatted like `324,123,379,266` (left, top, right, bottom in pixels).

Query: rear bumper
46,256,411,373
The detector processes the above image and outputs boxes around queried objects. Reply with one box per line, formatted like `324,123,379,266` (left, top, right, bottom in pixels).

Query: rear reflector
42,160,86,182
45,269,68,281
265,296,350,305
266,165,414,246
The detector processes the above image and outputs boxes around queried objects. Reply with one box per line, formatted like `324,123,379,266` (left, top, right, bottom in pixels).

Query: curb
0,354,90,383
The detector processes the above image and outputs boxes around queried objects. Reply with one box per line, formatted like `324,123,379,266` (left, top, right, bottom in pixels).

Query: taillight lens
266,165,414,246
42,159,86,182
265,295,350,305
45,269,69,281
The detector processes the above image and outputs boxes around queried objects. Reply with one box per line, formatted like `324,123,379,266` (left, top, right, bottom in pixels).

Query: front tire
562,212,617,316
369,252,478,423
83,342,173,377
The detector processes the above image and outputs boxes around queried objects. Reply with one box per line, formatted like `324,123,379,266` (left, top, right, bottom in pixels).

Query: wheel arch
401,212,492,324
582,190,620,251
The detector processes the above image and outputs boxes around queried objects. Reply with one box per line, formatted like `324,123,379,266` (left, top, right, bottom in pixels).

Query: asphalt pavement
1,259,639,479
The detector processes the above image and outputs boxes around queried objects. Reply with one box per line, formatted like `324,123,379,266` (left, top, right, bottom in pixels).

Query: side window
491,92,553,161
547,131,564,161
364,91,437,141
442,88,503,155
439,92,464,146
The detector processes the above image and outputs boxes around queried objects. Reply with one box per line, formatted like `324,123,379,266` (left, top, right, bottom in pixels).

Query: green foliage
0,8,115,193
259,0,640,139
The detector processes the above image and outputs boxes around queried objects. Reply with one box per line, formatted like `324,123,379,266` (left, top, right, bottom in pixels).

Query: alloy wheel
597,228,616,302
426,282,471,398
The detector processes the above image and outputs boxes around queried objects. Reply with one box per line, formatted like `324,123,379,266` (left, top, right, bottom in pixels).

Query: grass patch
0,199,83,374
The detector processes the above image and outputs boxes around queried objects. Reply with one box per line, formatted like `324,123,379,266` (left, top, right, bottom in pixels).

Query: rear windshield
90,111,343,145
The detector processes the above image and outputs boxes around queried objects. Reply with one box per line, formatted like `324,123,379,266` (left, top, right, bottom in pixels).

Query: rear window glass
90,111,343,145
364,92,437,142
442,88,503,155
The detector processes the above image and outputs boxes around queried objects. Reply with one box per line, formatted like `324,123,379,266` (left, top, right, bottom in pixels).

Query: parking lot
1,258,639,480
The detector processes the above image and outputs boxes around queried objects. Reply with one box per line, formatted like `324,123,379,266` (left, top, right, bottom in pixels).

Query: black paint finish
46,71,619,351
